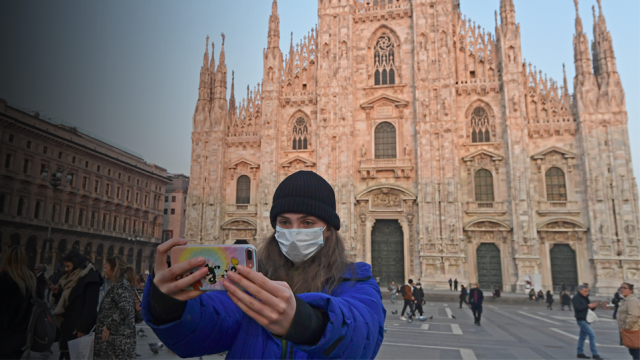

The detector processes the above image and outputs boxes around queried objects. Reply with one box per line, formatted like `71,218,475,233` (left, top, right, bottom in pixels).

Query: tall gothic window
546,167,567,201
470,107,491,143
374,35,396,86
292,118,308,150
236,175,251,204
474,169,495,202
375,122,397,159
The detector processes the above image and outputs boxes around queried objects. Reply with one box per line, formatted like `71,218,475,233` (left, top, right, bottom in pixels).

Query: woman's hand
223,266,296,337
101,326,110,341
153,238,209,301
49,285,59,294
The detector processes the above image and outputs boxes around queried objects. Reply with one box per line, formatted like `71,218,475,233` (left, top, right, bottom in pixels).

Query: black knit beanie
270,171,341,230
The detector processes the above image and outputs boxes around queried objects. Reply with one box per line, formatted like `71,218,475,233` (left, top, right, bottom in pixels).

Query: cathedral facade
185,0,640,294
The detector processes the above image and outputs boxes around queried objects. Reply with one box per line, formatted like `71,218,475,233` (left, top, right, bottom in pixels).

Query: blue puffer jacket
141,262,385,359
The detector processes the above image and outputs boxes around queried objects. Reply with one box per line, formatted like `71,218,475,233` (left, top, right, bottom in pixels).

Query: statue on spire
221,32,225,47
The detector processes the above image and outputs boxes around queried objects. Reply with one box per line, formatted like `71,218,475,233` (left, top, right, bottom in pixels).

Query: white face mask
275,226,326,265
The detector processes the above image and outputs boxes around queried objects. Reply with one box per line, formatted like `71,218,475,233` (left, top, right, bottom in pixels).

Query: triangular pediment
360,94,409,110
281,155,316,168
227,158,260,170
462,149,504,162
531,146,576,160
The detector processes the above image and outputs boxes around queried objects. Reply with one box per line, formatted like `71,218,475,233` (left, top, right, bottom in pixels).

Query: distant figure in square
468,283,484,326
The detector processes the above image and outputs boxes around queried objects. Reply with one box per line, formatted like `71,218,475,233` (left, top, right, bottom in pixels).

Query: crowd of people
0,245,145,359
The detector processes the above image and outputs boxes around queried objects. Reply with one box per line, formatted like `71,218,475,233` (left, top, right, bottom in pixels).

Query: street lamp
40,166,73,265
128,229,143,267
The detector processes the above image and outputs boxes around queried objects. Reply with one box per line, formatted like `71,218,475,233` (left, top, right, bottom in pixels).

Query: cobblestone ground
33,298,630,359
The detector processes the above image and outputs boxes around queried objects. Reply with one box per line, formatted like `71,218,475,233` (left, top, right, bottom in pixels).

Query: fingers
164,266,209,294
235,266,290,299
226,287,269,326
155,238,188,274
156,256,205,284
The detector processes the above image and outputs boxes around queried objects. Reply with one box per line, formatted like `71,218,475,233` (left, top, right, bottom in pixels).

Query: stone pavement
33,297,630,359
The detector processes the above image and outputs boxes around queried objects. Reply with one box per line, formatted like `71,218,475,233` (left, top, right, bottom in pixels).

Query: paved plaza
36,295,631,360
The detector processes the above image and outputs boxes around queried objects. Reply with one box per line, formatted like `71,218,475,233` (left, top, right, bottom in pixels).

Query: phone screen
170,245,257,291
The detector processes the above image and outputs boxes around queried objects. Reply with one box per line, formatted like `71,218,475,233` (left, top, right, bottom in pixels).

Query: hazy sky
1,0,638,182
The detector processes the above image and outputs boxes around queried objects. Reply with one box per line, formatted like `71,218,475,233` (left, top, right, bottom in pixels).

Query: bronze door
476,243,503,290
550,244,578,293
371,220,405,287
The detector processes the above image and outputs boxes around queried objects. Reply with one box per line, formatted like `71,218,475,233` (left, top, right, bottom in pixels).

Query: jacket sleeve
78,281,101,334
141,275,245,358
292,278,386,359
104,285,135,333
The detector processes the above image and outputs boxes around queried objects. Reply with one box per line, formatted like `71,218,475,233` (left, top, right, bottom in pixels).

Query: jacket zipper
281,339,288,360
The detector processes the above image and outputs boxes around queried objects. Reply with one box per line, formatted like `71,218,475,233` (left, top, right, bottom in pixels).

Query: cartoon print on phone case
222,258,239,279
204,264,222,284
170,245,256,291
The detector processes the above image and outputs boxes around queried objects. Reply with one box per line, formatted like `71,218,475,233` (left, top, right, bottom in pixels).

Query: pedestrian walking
561,291,573,311
412,282,425,319
50,250,103,360
572,284,603,359
469,283,484,326
454,279,458,291
546,290,554,310
529,288,536,300
142,171,386,359
0,246,36,360
34,264,48,300
448,278,453,291
94,255,136,360
616,283,640,360
400,279,416,320
612,288,622,319
388,281,397,303
459,285,469,308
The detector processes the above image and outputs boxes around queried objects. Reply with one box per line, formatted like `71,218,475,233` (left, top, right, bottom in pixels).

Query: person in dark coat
453,279,458,291
400,280,415,320
611,288,622,319
572,285,602,359
468,283,484,326
561,291,572,311
412,282,425,318
50,251,103,360
537,289,544,302
546,290,554,310
529,288,536,300
492,287,501,298
448,278,453,291
459,285,469,308
34,264,48,300
0,246,36,360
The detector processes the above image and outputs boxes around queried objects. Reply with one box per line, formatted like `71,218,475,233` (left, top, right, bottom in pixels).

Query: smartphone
170,245,258,291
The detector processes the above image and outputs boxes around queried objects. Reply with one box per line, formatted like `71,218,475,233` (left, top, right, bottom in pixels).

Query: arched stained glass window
470,107,491,143
474,169,495,202
374,35,396,86
236,175,251,204
374,122,397,159
546,167,567,201
292,118,309,150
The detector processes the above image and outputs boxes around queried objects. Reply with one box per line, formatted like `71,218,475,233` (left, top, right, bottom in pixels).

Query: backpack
22,297,57,354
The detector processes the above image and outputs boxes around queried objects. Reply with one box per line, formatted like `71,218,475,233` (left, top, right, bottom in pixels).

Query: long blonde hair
106,255,135,289
3,246,36,297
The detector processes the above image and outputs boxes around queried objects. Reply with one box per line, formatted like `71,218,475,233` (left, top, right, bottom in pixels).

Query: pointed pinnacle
574,0,579,12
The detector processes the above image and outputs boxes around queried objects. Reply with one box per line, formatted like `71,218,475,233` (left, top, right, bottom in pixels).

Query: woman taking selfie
142,171,386,359
94,255,136,360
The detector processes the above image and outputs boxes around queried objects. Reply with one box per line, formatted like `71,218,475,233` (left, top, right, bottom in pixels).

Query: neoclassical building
0,101,171,275
185,0,639,294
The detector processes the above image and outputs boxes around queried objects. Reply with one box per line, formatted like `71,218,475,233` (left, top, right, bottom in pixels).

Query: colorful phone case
170,245,258,291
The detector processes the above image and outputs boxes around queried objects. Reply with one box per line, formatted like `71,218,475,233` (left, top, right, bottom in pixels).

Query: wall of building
163,174,189,240
0,101,171,275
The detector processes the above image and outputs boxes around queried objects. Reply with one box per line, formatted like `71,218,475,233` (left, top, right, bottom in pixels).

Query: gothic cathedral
185,0,639,295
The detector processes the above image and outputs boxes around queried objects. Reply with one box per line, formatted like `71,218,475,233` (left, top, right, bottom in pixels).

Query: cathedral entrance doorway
371,220,405,287
476,243,503,290
550,244,578,293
